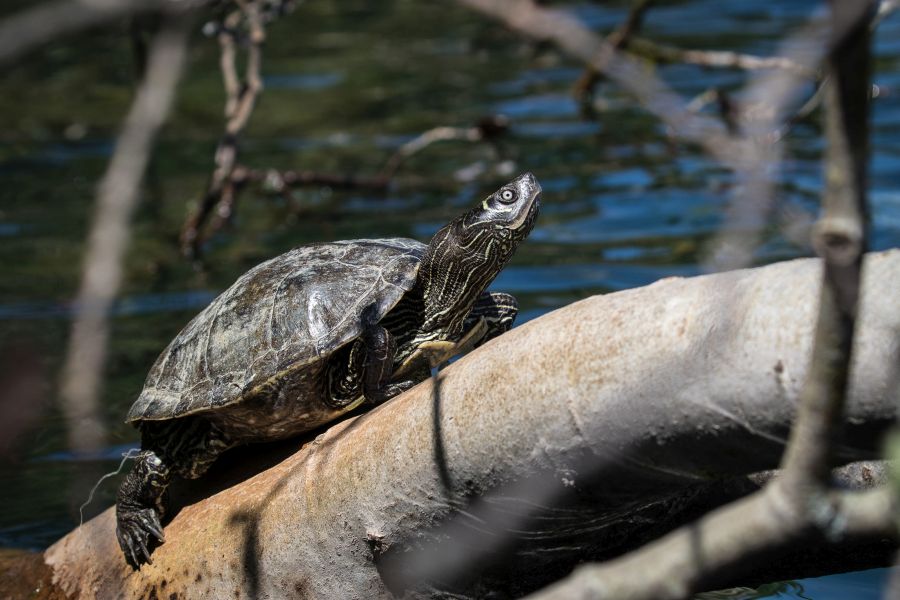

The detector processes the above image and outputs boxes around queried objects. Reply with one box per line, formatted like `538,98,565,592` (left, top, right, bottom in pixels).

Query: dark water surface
0,0,898,596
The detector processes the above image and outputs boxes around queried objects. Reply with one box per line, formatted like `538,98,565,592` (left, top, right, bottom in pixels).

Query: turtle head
471,171,542,240
417,173,541,335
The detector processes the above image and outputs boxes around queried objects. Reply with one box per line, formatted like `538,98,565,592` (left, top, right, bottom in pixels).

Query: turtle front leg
465,291,519,348
116,450,170,567
327,323,426,407
361,323,423,404
367,292,518,396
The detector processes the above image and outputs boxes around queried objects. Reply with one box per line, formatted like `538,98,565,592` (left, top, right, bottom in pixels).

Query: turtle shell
126,238,426,423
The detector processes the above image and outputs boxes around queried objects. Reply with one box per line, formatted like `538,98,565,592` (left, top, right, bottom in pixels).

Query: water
0,0,897,596
697,568,890,600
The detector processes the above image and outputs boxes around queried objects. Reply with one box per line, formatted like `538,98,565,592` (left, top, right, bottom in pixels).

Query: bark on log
42,250,900,599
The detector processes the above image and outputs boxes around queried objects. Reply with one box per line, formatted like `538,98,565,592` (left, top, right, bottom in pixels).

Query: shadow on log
37,250,900,598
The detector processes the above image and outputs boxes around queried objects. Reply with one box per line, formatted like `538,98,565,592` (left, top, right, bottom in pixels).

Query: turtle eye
498,188,517,204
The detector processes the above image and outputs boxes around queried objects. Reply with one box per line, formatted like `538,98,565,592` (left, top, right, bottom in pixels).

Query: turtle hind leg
116,449,170,568
116,418,232,568
465,291,519,348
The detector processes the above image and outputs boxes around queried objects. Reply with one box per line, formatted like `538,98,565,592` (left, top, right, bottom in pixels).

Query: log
40,250,899,598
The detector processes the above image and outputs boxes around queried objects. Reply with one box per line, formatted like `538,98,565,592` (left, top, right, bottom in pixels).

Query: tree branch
180,2,267,256
381,115,509,178
42,250,900,598
525,484,895,600
458,0,746,165
458,0,876,276
626,36,816,78
526,2,877,598
573,0,655,103
778,0,872,490
58,18,191,456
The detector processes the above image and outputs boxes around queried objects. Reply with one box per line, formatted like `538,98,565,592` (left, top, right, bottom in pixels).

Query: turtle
115,172,542,567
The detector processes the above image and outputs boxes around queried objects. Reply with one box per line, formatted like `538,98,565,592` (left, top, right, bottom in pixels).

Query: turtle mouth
509,189,541,234
506,172,541,231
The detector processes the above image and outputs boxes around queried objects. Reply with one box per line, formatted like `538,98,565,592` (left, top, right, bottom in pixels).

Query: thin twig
458,0,747,171
204,1,266,238
626,37,816,78
59,18,191,455
231,166,389,192
219,9,243,119
384,127,481,178
573,0,654,103
381,115,509,178
180,2,267,256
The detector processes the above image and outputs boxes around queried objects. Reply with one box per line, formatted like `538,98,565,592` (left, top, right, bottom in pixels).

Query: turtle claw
141,512,165,542
116,506,164,568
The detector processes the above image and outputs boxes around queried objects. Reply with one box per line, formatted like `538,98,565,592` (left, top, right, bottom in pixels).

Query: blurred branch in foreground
526,1,878,598
59,18,191,456
458,0,889,275
572,0,815,107
458,0,799,276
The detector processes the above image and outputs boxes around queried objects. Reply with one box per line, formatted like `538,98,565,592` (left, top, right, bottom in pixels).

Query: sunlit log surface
41,250,899,599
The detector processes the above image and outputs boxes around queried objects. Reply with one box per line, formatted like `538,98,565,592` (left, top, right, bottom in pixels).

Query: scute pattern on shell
127,238,426,422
